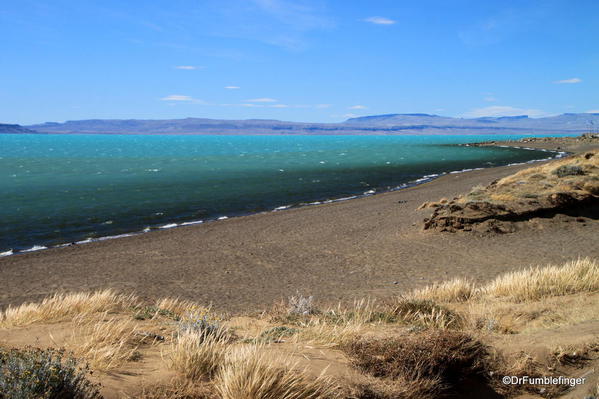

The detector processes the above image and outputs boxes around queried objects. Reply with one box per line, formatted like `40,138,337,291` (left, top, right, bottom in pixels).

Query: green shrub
0,347,101,399
553,165,584,178
250,326,299,343
133,305,180,321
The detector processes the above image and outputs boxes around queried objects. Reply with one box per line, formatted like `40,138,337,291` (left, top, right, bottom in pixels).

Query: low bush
178,313,226,341
0,347,101,399
553,164,584,178
133,305,180,321
249,326,299,343
288,293,316,316
343,330,489,396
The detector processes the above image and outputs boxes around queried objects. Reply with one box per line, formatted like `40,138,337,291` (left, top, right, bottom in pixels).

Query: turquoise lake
0,134,562,253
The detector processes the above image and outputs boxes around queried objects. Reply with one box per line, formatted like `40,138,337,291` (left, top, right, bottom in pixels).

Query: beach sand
1,138,598,313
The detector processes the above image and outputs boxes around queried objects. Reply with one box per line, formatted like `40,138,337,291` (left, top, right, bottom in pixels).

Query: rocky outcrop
423,192,598,233
422,150,599,233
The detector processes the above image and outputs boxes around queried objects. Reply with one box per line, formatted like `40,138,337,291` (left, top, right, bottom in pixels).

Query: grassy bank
1,258,598,398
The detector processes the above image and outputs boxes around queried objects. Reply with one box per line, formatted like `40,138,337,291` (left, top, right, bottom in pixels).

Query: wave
21,245,47,252
159,223,178,229
180,220,204,226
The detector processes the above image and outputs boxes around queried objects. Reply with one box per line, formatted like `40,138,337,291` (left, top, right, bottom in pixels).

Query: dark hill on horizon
0,123,39,134
9,112,599,135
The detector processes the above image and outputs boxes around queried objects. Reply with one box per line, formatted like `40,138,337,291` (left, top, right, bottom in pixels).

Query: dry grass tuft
481,257,599,302
155,297,209,318
135,379,218,399
0,289,137,327
410,279,475,303
214,345,339,399
410,258,599,304
70,314,143,371
290,300,387,346
390,298,463,330
293,320,364,347
165,329,231,380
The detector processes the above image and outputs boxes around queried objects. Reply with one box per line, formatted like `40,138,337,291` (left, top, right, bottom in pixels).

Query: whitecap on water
21,245,47,253
181,220,204,226
159,223,178,229
97,233,136,241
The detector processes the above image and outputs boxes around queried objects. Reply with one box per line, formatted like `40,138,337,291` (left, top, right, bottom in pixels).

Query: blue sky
1,0,598,124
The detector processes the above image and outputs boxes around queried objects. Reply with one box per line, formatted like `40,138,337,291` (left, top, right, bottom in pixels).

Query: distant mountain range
0,123,38,134
2,113,598,135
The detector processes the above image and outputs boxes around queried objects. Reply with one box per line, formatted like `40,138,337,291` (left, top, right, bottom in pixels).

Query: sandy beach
1,137,598,314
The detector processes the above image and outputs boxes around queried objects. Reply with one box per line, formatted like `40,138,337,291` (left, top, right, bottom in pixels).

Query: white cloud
270,104,289,108
160,95,208,104
586,109,599,114
245,97,278,103
553,78,582,84
365,16,396,25
241,103,264,107
161,95,194,101
484,96,497,102
315,104,331,108
225,86,240,89
463,105,546,118
174,66,198,70
349,105,367,110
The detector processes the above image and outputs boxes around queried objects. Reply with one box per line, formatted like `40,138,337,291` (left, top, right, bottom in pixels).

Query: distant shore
1,135,598,313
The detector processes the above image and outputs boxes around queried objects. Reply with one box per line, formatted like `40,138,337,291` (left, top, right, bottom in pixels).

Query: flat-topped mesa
420,150,599,233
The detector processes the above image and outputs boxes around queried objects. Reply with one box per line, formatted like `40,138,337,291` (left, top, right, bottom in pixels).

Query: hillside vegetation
1,258,599,398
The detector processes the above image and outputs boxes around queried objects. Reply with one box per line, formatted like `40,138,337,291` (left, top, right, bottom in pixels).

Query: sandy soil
1,137,598,314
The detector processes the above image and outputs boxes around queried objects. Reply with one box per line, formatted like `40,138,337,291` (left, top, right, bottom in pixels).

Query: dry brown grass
292,320,364,348
214,345,339,399
410,258,599,304
155,297,210,318
2,256,598,397
69,313,143,371
0,289,137,327
389,298,463,330
481,257,599,302
288,300,394,347
134,379,217,399
165,329,231,380
458,150,599,205
409,279,475,303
